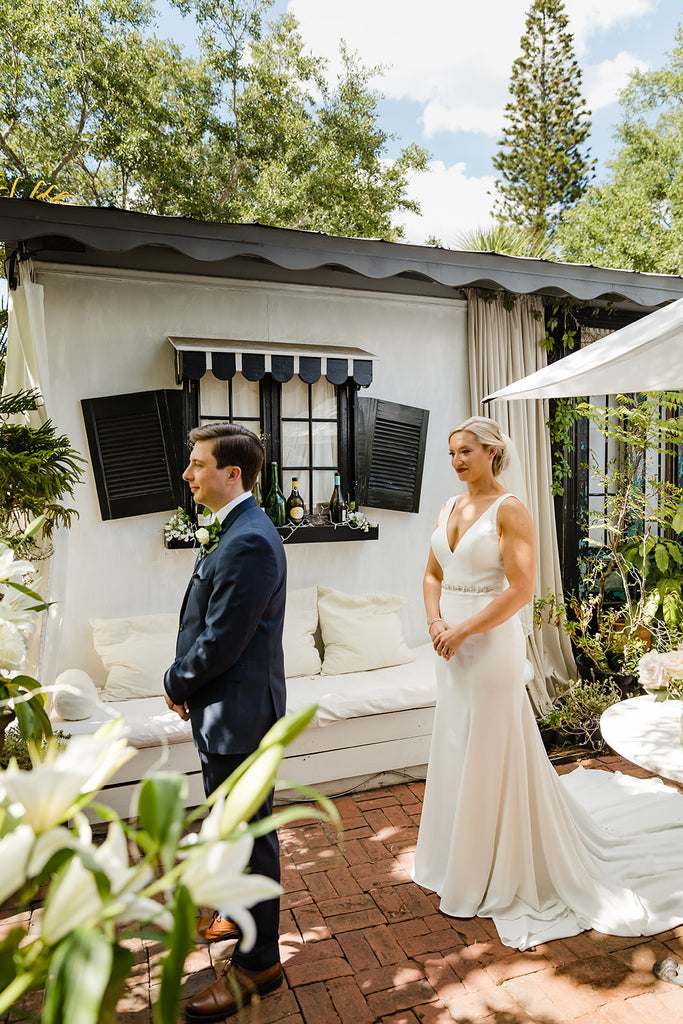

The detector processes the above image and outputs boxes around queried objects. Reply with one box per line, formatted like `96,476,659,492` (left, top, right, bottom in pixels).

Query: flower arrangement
637,649,683,702
0,704,331,1024
162,507,196,545
347,505,376,533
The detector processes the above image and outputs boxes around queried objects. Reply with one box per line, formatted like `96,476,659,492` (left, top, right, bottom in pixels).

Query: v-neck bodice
431,493,513,591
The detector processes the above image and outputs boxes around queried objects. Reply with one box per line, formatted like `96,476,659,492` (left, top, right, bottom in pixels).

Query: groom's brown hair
189,423,264,490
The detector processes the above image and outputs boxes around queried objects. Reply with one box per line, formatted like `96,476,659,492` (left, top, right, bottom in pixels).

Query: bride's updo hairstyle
449,416,509,477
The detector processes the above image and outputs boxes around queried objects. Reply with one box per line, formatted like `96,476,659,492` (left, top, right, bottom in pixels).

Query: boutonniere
194,520,222,557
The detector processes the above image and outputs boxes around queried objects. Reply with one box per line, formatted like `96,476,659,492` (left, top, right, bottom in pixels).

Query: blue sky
154,0,682,246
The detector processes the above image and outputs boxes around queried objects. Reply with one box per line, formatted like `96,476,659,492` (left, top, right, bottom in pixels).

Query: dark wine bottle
286,477,305,523
329,471,347,523
264,462,286,526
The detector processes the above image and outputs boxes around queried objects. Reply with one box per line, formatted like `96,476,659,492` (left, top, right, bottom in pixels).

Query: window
81,341,430,526
198,371,347,512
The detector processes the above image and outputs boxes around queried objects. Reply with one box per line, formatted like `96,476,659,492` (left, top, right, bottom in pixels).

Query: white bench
51,643,438,818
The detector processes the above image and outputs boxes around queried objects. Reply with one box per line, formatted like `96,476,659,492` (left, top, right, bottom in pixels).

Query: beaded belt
441,583,495,593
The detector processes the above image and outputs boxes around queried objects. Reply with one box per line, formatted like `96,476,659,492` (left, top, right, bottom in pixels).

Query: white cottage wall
32,264,468,684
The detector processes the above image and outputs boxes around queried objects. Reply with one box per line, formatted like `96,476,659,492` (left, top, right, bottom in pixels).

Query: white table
600,694,683,785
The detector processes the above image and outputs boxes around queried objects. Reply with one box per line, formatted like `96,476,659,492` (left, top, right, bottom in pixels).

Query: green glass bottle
329,471,347,524
265,462,286,526
252,477,263,506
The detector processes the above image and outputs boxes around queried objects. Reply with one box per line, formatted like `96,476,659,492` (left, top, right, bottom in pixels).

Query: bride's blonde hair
449,416,509,477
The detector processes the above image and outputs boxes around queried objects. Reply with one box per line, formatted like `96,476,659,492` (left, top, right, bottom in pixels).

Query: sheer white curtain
466,289,575,711
2,262,50,426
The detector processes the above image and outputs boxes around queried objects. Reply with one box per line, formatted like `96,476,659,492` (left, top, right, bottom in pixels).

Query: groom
163,422,287,1020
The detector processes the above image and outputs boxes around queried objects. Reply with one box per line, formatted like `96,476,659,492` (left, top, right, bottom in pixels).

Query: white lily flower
2,720,136,832
0,825,34,904
93,822,174,931
0,543,35,584
179,834,282,952
28,825,89,876
0,584,41,630
41,855,104,945
0,617,27,671
94,820,153,893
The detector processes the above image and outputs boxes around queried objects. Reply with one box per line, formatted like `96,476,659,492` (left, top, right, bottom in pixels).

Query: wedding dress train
412,494,683,951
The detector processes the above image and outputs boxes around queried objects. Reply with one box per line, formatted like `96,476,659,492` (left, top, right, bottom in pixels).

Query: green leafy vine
542,299,617,496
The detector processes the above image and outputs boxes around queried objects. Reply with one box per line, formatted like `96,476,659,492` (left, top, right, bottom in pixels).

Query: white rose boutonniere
195,520,221,557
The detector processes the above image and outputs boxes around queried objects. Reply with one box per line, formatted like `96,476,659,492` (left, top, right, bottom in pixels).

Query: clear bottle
286,477,306,523
329,471,347,524
265,462,286,526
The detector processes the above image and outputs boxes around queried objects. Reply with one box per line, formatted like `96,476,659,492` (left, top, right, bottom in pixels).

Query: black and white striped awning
169,337,374,387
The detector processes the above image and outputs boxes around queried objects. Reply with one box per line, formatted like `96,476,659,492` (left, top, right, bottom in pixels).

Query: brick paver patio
3,751,683,1023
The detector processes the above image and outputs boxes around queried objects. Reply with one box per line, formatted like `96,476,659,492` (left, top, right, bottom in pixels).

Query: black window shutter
81,390,185,520
355,398,429,513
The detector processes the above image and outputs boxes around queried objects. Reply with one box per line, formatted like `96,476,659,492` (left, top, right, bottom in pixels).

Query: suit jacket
163,496,287,755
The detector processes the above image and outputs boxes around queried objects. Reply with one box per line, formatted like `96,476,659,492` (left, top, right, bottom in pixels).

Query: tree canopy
556,22,683,272
0,0,426,239
493,0,594,238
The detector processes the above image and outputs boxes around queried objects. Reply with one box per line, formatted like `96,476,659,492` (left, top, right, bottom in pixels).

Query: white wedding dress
412,493,683,950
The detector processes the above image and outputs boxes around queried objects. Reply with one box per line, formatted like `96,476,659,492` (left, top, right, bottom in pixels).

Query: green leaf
155,885,195,1024
672,511,683,534
260,704,317,749
136,773,188,872
43,928,112,1024
13,691,52,745
21,514,46,539
219,744,284,834
654,543,670,573
0,927,26,991
98,943,134,1024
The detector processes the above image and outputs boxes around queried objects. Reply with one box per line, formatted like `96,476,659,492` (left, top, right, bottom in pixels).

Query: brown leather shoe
184,959,283,1020
196,911,240,944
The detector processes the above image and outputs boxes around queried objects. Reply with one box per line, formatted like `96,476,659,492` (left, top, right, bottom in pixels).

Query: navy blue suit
164,495,287,969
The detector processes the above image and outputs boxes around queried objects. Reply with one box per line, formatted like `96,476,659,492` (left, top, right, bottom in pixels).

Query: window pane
313,470,336,510
232,378,260,419
311,378,337,418
282,421,310,467
312,421,337,468
282,469,309,506
200,373,230,417
281,377,309,418
199,373,260,423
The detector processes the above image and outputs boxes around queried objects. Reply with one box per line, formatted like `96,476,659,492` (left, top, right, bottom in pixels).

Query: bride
412,415,683,951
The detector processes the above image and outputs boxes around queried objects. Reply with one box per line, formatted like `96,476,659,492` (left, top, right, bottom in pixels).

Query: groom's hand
164,693,190,720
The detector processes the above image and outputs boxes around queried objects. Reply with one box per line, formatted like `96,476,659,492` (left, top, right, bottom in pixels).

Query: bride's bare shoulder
435,495,458,527
498,494,534,532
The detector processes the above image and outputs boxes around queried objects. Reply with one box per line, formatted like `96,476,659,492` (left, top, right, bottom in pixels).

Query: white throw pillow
283,587,321,678
52,669,100,720
90,614,178,701
318,587,416,675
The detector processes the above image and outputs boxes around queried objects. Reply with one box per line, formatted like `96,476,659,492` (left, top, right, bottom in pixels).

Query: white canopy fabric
484,296,683,402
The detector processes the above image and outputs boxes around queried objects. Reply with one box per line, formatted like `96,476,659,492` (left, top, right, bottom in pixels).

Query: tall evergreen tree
556,22,683,273
492,0,595,237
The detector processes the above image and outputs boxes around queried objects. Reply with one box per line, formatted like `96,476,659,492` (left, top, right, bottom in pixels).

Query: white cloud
395,161,496,247
583,51,648,111
288,0,657,138
564,0,657,54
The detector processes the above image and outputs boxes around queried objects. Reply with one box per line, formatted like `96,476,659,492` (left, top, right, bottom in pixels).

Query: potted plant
537,674,623,752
